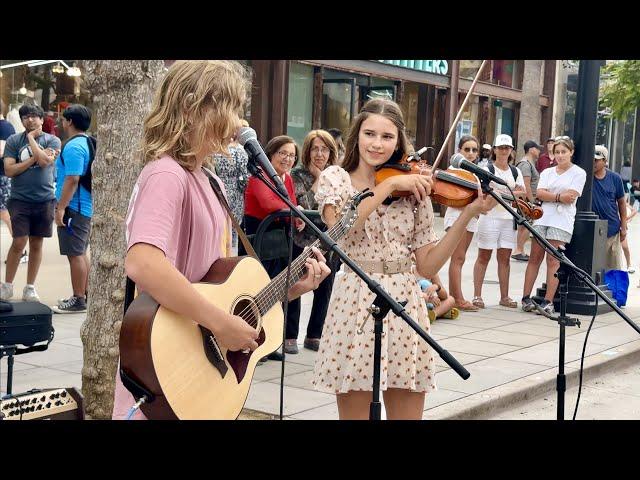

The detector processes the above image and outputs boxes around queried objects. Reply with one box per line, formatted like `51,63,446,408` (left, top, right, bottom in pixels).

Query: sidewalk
1,216,639,419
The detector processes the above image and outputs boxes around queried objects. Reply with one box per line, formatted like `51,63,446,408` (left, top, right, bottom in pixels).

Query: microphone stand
247,162,471,420
478,178,640,420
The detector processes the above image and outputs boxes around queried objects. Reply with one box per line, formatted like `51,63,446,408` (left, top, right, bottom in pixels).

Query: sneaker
0,282,13,301
303,337,321,352
19,251,28,264
52,295,87,314
267,351,284,361
22,285,40,302
535,299,555,316
284,339,299,354
521,297,536,312
627,267,635,274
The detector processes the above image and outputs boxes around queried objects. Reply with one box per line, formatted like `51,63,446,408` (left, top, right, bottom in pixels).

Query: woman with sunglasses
444,135,482,311
521,137,586,315
472,134,526,309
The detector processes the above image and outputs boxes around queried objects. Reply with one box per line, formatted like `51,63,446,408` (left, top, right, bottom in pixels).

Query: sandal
455,300,479,312
438,307,460,320
499,297,518,308
471,296,485,309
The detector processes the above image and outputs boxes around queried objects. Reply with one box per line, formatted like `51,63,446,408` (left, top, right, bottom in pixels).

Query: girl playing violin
312,98,491,420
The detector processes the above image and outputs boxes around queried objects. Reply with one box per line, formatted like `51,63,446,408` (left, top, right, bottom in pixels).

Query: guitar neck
254,218,348,316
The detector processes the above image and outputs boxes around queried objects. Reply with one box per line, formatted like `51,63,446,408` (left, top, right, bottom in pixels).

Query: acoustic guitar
119,192,367,419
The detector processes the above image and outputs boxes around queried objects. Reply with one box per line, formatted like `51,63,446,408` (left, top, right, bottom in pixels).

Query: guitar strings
234,218,349,328
236,220,348,327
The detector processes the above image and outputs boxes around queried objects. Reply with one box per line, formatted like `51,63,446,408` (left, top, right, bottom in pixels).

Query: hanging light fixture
52,62,64,74
18,83,27,95
66,66,81,77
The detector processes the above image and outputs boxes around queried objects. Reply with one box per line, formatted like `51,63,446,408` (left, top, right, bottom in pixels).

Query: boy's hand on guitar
212,313,259,352
288,247,331,301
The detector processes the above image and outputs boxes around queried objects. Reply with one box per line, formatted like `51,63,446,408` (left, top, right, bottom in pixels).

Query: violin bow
431,60,489,171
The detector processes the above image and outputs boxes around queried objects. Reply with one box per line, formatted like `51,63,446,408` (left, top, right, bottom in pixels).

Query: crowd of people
0,61,636,421
0,100,94,313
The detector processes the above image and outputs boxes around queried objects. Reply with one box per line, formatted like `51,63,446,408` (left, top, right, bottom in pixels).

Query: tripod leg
7,353,14,395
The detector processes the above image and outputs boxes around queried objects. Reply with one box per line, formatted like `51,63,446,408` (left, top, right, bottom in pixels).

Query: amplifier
0,301,53,348
0,388,84,420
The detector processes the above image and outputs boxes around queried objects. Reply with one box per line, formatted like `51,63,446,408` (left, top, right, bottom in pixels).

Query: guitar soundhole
226,297,265,384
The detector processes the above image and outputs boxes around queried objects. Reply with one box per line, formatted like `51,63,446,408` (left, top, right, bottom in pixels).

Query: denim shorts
533,225,572,243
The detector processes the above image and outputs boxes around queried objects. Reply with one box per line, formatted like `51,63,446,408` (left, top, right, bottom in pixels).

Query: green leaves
601,61,640,120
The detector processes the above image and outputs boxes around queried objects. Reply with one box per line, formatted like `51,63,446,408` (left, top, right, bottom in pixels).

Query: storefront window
455,95,480,147
287,62,314,148
322,80,354,135
492,60,524,89
398,83,419,147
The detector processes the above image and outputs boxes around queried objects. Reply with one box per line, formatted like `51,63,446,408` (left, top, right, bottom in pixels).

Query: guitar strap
202,167,259,261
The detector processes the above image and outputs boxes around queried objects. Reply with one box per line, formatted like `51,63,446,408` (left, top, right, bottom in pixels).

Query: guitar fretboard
254,217,349,316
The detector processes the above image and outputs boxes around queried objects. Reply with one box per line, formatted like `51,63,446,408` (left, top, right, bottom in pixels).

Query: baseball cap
494,134,514,148
482,143,492,150
523,140,542,152
594,145,609,161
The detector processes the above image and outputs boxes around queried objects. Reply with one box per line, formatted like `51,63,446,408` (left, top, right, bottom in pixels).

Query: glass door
322,79,356,134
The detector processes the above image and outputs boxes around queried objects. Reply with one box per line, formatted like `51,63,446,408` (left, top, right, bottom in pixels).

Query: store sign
376,60,449,76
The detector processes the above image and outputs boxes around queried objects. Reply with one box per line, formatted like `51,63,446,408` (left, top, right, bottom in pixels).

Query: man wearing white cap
477,143,493,169
592,145,627,271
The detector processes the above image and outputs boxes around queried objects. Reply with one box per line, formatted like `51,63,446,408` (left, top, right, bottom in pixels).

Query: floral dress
312,165,439,395
212,145,248,248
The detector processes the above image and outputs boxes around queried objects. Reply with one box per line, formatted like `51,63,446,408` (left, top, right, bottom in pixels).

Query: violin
374,153,544,220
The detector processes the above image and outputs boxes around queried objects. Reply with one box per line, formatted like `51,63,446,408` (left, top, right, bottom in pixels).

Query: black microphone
237,127,290,199
449,153,508,187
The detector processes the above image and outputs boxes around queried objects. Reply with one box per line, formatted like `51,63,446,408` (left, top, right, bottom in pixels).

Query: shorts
0,176,10,210
605,233,623,271
7,198,55,238
533,225,572,244
477,216,516,250
443,206,478,233
57,208,91,256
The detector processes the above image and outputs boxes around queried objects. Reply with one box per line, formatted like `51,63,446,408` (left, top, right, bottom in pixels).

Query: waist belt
345,258,413,275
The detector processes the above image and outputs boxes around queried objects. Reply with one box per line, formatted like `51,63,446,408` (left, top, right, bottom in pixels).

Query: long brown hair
341,99,410,173
140,60,250,171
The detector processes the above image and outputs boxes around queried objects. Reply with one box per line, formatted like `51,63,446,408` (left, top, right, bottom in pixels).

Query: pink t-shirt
112,156,231,420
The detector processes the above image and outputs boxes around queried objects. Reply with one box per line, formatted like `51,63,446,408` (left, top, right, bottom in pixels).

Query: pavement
1,214,639,420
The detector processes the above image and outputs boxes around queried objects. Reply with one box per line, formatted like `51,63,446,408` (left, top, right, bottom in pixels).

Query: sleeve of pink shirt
126,170,186,258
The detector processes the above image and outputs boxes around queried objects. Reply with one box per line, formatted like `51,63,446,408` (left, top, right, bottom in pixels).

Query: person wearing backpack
52,105,94,314
472,134,526,309
511,140,542,262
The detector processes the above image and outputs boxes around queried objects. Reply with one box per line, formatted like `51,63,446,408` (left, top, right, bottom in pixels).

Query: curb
425,338,640,420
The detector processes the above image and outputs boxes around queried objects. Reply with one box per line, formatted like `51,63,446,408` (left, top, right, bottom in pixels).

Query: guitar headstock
337,191,372,230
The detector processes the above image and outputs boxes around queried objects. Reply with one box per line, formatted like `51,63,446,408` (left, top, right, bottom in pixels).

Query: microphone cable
573,292,599,419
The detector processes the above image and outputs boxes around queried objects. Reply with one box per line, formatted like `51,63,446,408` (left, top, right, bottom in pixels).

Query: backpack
59,133,96,193
489,163,519,184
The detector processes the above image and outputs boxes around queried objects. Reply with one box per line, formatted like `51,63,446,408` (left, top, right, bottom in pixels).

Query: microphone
449,153,508,187
237,127,290,199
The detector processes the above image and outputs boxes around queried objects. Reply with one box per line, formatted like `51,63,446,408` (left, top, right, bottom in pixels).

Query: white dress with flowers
311,166,439,395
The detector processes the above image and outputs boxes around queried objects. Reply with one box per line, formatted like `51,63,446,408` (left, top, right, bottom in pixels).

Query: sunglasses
555,136,571,141
462,147,478,153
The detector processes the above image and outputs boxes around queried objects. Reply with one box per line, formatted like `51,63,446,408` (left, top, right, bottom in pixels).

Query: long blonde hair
140,60,251,170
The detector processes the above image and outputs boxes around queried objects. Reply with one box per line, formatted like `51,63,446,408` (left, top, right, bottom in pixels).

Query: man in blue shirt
1,104,60,302
52,105,93,314
591,145,627,271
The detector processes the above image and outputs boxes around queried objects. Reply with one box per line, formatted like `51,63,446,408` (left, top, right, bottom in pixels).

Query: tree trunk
79,60,165,419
